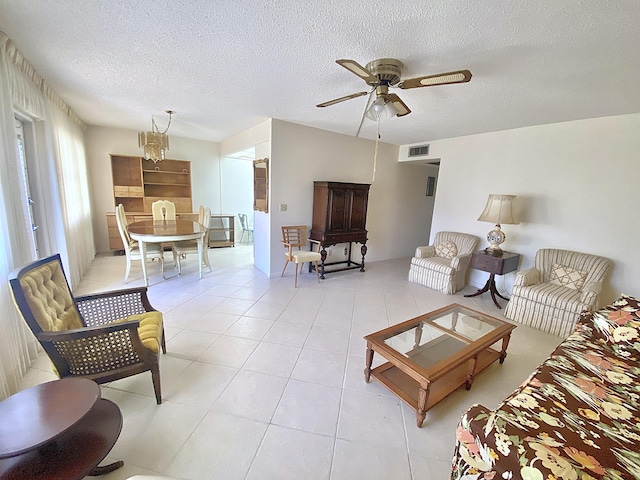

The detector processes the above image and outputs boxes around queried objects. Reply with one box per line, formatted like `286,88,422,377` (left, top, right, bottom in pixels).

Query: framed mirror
253,158,268,213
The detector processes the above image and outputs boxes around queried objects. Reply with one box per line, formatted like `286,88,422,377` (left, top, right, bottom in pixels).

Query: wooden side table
0,378,123,479
464,251,520,309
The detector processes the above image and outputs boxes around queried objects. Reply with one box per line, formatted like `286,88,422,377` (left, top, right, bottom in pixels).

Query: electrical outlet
327,249,332,256
343,247,348,256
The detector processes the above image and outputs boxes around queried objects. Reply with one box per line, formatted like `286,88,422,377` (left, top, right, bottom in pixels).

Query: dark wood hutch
309,181,370,278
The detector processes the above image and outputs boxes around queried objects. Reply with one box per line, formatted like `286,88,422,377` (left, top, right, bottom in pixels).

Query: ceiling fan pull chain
372,119,380,182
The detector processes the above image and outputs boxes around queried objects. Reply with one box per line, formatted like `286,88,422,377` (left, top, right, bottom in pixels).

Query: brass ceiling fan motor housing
364,58,404,86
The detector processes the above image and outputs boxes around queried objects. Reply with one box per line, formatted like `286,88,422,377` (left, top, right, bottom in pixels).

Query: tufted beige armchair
408,231,479,294
9,254,166,403
504,248,612,337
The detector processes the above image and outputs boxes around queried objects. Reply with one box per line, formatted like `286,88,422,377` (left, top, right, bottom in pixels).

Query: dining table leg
139,240,149,286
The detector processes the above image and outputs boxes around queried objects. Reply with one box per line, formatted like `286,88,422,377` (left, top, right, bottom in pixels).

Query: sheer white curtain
0,31,95,398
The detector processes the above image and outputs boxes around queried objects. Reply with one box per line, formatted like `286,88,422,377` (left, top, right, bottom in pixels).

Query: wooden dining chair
281,225,322,287
116,204,165,283
151,200,176,220
172,205,212,275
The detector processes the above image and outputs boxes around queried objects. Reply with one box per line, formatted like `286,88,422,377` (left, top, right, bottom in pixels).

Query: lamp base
485,224,506,255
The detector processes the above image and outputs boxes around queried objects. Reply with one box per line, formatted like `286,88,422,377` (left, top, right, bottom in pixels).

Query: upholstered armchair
408,231,479,294
504,248,611,337
9,254,166,403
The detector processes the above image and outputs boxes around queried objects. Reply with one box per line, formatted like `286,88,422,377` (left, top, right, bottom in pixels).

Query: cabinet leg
320,248,327,279
360,244,367,272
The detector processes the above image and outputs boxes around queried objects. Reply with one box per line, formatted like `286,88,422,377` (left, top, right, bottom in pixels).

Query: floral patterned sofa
451,294,640,480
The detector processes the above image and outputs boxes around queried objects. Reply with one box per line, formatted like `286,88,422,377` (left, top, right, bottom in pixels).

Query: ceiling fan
316,58,472,119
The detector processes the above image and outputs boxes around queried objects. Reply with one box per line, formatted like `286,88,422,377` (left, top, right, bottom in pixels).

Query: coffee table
364,304,516,427
0,377,123,479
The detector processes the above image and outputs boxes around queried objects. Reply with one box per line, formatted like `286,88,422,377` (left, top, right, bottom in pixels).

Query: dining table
128,219,207,286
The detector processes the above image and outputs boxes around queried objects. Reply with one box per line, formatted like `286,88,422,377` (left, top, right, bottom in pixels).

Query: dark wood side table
464,251,520,309
0,378,123,479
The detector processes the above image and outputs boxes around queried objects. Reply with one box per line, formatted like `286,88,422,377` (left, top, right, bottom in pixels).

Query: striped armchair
407,231,479,294
504,248,611,337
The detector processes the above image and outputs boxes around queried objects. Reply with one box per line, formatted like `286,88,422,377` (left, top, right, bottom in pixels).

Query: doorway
220,148,254,245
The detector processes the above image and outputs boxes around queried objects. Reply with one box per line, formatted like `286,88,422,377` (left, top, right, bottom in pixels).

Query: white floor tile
242,342,301,377
245,424,333,480
272,379,342,436
198,335,259,368
211,370,288,422
331,439,411,480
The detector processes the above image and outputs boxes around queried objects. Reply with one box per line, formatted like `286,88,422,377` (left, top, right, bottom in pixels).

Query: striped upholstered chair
407,231,479,294
504,248,611,337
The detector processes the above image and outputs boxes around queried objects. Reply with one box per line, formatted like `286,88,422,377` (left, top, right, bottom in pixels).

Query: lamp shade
477,194,519,225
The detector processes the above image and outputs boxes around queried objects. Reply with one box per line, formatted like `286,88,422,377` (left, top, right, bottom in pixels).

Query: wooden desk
128,219,206,286
0,378,123,479
464,251,520,308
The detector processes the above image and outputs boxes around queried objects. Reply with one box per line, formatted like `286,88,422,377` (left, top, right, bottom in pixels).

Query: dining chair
172,205,212,275
116,204,165,283
9,254,167,404
151,200,176,220
238,213,253,243
281,225,321,287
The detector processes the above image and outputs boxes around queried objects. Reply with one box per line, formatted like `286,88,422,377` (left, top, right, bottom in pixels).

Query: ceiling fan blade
386,94,411,117
336,59,379,85
398,69,472,89
316,91,369,108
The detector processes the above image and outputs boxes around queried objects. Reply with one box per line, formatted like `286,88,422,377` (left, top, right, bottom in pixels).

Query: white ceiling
1,1,639,146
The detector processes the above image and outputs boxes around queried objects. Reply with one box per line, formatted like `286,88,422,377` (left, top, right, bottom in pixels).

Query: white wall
270,120,431,277
409,113,640,304
84,125,220,253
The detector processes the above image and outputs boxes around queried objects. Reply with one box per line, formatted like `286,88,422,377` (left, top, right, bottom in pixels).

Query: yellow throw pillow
549,264,588,291
435,241,458,259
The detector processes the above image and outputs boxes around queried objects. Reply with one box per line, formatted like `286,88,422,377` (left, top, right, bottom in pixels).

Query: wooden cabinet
111,155,192,214
310,181,370,277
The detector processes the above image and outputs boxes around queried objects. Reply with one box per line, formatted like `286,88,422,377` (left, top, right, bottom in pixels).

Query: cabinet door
348,188,369,231
328,188,349,232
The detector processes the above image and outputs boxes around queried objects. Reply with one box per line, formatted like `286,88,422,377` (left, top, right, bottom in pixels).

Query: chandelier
138,110,174,163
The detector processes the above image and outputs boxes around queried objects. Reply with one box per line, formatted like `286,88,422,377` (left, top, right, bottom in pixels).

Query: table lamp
477,194,519,255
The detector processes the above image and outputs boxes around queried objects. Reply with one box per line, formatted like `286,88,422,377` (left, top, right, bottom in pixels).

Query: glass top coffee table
364,304,516,427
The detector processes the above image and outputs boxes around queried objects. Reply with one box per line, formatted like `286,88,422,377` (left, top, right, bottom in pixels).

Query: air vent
408,144,430,157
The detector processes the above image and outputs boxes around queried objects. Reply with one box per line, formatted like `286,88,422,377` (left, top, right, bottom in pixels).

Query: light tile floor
21,245,562,480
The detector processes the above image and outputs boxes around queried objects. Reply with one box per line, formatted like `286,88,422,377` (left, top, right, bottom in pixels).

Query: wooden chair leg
151,363,162,404
281,259,289,277
161,328,167,354
314,261,320,283
294,262,299,288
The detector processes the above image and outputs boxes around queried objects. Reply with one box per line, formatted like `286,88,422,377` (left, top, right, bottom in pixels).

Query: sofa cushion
549,263,588,290
435,241,457,259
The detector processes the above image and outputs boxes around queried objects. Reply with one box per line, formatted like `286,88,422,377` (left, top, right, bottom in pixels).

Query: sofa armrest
414,245,435,258
580,280,603,306
451,404,500,478
450,253,472,272
513,267,540,287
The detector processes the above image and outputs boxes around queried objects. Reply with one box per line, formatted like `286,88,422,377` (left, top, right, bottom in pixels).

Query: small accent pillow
435,241,458,259
549,263,588,290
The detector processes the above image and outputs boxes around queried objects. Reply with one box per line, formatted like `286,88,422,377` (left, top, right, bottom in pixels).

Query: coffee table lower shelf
370,348,501,425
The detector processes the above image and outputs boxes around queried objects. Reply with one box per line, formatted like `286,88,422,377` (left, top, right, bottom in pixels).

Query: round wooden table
0,378,123,479
128,219,207,286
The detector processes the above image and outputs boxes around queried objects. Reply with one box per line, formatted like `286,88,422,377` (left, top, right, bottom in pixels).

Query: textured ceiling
1,1,639,146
